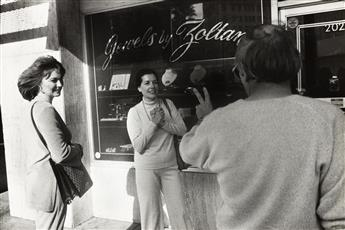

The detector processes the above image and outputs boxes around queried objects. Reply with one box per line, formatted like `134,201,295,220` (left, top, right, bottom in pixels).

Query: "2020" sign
324,21,345,33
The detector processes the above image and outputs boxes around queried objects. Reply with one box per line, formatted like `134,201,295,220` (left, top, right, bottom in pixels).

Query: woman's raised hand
193,87,213,120
150,107,165,127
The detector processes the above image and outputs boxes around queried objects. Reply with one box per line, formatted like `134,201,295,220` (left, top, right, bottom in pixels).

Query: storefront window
85,0,271,161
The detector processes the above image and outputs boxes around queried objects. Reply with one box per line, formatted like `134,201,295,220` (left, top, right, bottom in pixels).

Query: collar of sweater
142,97,160,105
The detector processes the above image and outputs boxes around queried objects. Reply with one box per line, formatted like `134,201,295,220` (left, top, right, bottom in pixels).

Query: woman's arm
127,106,158,154
160,99,187,136
35,105,82,163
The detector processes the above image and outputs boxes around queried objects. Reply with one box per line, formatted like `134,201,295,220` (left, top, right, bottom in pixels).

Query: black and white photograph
0,0,344,229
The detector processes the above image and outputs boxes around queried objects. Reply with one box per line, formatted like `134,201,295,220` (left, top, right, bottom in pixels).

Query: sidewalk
0,192,139,230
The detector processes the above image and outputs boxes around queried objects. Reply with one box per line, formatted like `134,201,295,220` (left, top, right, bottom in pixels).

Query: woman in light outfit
17,56,84,230
127,69,191,230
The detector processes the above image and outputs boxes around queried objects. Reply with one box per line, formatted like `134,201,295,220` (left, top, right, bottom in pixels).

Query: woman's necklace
142,99,160,121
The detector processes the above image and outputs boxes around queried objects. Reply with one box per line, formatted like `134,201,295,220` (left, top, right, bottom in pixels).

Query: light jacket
25,101,82,212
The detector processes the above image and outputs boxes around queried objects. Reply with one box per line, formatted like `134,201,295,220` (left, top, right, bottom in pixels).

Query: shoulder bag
30,102,93,204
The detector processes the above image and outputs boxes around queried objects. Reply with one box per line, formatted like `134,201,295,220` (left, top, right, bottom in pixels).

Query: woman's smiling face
40,69,64,98
138,73,159,101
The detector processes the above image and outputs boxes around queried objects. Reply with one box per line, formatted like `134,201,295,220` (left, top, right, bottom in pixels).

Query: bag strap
30,101,48,149
161,98,172,118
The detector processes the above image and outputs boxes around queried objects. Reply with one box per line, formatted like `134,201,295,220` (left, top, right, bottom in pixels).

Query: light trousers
35,189,67,230
136,166,191,230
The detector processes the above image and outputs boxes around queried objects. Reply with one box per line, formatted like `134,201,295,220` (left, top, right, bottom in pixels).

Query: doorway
279,1,345,106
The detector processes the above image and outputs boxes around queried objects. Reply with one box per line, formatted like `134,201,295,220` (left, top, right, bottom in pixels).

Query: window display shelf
94,93,139,161
94,151,134,161
100,118,126,121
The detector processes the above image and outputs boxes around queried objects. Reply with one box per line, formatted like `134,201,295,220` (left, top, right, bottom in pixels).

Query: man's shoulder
289,95,343,122
291,95,340,112
203,99,245,122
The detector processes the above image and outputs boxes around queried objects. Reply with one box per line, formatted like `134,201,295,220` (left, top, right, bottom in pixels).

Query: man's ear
239,66,255,82
238,67,247,83
245,72,256,82
137,86,142,93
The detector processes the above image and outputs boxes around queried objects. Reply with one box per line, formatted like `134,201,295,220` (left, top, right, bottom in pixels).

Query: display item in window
162,68,178,87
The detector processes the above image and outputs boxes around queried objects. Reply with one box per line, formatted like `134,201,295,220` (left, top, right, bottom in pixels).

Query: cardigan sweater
127,98,187,169
180,95,345,229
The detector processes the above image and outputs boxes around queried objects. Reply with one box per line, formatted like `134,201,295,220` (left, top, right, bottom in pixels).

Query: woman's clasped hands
150,106,165,127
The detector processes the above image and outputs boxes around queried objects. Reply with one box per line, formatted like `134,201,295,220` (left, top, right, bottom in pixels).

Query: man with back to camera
179,24,345,229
